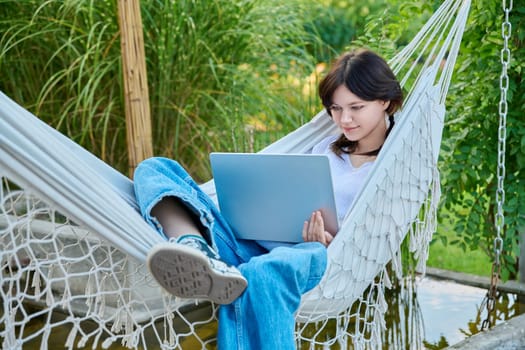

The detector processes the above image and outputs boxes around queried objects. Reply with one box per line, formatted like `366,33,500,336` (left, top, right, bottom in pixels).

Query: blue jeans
134,157,327,350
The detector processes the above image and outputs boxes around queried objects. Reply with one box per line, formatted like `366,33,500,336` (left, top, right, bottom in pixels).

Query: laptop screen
210,153,338,242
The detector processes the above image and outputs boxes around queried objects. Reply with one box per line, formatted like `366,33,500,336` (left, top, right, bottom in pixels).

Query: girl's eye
329,105,342,113
351,105,364,110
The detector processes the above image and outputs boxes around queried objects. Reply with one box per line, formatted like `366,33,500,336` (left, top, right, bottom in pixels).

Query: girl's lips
343,126,358,133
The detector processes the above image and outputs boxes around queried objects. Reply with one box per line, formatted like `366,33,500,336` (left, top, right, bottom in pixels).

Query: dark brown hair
318,49,403,156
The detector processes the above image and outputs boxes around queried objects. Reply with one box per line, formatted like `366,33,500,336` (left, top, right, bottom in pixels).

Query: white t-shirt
257,134,374,251
311,134,374,224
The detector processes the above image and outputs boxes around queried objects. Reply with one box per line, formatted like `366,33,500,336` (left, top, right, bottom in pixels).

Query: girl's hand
302,211,334,247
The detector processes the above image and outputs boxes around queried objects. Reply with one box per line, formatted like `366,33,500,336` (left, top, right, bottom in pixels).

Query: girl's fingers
303,211,331,246
302,221,309,241
324,231,334,246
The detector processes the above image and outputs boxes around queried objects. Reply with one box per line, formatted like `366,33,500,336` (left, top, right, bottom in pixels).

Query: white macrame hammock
0,0,470,349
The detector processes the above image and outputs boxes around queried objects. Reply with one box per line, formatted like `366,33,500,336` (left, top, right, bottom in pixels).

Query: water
417,278,489,346
2,277,524,349
394,277,524,349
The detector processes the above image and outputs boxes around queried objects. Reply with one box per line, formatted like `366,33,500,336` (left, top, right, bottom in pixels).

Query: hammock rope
0,0,471,348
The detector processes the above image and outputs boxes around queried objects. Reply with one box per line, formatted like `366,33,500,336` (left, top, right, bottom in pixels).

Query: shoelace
176,236,221,260
169,236,241,275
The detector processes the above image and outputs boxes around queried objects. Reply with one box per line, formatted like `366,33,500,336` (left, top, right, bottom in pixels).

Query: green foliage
302,0,388,62
439,0,524,280
350,0,437,56
0,0,321,180
141,0,321,179
1,0,125,164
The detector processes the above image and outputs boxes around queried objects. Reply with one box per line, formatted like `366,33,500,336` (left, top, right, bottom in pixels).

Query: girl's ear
382,100,391,111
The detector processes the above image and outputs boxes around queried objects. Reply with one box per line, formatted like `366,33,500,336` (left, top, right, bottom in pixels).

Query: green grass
427,223,493,277
0,0,324,180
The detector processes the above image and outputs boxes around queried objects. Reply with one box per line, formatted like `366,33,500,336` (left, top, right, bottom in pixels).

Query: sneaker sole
147,244,247,305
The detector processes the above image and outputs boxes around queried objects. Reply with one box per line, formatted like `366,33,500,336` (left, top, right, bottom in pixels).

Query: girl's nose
340,109,353,123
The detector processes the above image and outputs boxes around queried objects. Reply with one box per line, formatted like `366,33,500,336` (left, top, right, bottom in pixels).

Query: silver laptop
209,152,339,242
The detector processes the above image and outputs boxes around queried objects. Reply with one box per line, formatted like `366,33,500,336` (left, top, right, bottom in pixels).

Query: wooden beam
117,0,153,178
426,267,525,296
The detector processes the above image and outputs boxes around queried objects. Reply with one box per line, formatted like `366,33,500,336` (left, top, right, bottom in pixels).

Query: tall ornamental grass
0,0,323,180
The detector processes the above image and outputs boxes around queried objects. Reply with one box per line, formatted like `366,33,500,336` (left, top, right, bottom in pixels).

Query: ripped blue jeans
133,157,327,350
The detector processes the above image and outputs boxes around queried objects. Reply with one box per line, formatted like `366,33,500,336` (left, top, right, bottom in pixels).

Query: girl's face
329,84,390,152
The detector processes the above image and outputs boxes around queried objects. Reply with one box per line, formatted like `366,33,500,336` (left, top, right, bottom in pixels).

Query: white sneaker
147,235,247,304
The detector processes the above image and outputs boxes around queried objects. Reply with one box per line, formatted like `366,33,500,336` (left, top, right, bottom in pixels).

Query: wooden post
117,0,153,178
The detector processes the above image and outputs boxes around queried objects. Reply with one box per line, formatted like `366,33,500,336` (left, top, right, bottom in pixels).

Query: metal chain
481,0,512,331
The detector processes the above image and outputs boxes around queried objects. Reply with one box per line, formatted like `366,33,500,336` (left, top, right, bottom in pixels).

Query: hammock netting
0,0,470,348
